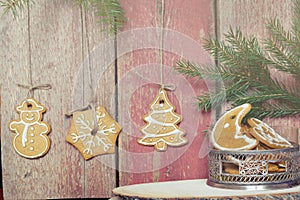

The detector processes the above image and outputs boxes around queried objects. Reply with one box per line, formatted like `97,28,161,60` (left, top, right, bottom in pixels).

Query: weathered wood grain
0,4,32,200
117,0,215,186
27,1,84,198
82,6,117,198
1,1,90,198
0,0,298,199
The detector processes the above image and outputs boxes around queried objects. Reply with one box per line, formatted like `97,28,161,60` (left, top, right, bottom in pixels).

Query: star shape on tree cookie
66,106,121,160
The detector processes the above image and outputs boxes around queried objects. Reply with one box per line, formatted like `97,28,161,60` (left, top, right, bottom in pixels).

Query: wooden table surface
113,179,300,199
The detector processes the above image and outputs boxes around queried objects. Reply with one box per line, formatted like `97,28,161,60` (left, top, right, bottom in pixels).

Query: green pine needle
0,0,32,17
1,0,126,34
175,0,300,120
78,0,126,34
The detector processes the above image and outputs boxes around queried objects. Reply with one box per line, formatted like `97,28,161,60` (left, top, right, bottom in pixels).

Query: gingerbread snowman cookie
9,98,51,158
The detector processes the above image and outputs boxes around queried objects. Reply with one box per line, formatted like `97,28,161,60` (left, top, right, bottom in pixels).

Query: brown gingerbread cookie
9,98,51,158
66,106,122,160
211,103,259,151
138,88,188,151
247,118,293,149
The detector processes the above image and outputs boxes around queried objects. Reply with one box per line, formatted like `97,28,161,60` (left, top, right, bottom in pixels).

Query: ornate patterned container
207,144,300,190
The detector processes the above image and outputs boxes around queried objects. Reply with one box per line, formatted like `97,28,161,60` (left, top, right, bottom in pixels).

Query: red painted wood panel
118,0,215,186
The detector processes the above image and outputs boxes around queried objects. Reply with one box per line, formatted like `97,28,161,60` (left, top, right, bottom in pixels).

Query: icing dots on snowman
9,98,51,158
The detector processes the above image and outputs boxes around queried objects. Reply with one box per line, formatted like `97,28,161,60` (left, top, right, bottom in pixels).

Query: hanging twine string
159,0,165,85
16,83,52,99
66,10,98,135
157,0,175,92
153,82,176,91
15,5,52,101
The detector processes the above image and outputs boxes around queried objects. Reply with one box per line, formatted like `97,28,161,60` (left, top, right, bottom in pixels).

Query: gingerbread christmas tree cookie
138,88,188,151
9,98,51,158
66,106,121,160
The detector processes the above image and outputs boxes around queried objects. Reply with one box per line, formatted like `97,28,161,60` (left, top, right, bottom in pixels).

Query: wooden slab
113,179,300,199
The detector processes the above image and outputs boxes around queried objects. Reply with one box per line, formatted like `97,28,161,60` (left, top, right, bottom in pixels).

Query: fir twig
1,0,126,34
175,0,300,120
0,0,32,17
79,0,126,34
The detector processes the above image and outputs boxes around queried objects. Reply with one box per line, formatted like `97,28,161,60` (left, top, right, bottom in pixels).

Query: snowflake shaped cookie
66,106,121,160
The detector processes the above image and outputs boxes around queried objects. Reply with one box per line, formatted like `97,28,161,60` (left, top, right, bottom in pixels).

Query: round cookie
247,118,293,149
211,103,259,151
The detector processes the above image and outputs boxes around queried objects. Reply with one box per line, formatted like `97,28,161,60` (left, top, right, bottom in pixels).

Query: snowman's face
21,111,40,123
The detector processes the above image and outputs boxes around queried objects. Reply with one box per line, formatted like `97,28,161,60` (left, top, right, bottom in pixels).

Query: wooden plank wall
0,0,296,199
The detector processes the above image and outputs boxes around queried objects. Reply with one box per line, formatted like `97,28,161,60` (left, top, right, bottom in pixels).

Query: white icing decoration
153,108,173,113
8,99,51,158
141,129,183,138
144,116,175,126
29,147,33,151
224,123,229,129
211,103,257,151
139,89,187,149
251,119,292,147
72,111,118,155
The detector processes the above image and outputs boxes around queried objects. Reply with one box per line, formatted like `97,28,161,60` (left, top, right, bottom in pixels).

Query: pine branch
264,20,300,79
249,103,300,119
0,0,32,17
175,1,300,120
2,0,126,34
203,37,242,68
293,0,300,34
88,0,126,34
224,28,269,66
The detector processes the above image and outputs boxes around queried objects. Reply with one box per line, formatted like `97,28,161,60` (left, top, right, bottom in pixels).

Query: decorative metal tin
207,144,300,190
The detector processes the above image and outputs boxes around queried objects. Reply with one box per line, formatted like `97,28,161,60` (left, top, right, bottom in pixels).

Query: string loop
65,102,99,136
65,104,92,117
156,0,176,92
16,83,52,99
160,83,176,91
